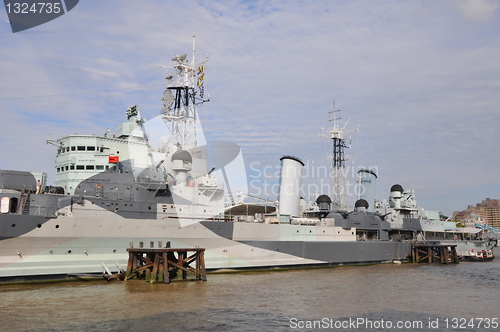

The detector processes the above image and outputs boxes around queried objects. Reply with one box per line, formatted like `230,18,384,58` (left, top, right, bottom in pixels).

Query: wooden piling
125,248,207,283
412,244,459,264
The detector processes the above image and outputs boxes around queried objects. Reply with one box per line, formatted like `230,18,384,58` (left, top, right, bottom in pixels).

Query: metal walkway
474,223,500,233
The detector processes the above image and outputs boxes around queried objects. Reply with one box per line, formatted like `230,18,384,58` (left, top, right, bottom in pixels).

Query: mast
160,34,208,150
320,102,358,211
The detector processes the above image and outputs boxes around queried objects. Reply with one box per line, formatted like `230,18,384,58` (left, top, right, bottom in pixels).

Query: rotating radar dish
163,89,174,109
171,53,187,62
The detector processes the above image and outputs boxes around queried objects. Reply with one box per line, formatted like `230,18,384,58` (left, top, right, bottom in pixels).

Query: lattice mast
320,103,359,211
160,35,209,150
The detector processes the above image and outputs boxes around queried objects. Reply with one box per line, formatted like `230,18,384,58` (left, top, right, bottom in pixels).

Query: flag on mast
197,65,205,98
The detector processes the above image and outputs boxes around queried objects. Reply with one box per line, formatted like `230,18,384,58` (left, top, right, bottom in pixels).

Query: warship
0,42,496,282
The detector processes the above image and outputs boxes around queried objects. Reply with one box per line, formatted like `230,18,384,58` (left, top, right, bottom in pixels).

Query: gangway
474,223,500,233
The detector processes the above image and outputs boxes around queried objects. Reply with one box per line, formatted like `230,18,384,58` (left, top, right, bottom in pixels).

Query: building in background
453,198,500,228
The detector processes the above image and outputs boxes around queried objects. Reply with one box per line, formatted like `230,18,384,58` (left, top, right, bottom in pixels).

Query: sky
1,0,500,216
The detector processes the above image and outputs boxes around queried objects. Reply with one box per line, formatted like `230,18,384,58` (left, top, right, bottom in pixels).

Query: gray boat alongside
0,42,495,282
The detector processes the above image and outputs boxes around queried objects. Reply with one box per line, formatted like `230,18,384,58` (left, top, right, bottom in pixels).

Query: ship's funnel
277,156,304,217
357,169,377,212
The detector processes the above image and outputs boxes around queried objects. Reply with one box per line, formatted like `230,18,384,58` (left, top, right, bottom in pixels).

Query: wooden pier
125,247,207,283
412,244,459,264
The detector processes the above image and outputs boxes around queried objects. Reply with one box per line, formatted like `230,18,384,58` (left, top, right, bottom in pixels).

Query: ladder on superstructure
17,187,30,215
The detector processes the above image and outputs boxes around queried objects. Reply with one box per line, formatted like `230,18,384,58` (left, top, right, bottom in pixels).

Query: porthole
37,224,42,228
55,225,60,228
11,224,15,227
67,250,72,254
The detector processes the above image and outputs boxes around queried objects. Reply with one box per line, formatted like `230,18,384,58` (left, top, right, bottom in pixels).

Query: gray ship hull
0,188,492,282
0,194,414,282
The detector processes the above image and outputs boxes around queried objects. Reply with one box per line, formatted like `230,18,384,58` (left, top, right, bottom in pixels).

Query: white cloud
455,0,500,22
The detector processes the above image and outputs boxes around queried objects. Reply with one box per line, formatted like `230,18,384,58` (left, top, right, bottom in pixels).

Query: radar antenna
155,34,209,150
320,101,359,211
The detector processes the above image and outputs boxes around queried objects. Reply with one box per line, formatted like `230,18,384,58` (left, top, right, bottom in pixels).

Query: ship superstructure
47,106,151,195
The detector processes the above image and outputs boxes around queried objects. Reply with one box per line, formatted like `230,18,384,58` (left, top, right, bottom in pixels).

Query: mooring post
196,251,201,280
126,252,135,275
200,250,207,281
150,253,160,283
162,252,170,284
451,247,458,263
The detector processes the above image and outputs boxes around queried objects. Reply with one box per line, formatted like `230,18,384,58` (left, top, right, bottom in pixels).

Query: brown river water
1,247,499,332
